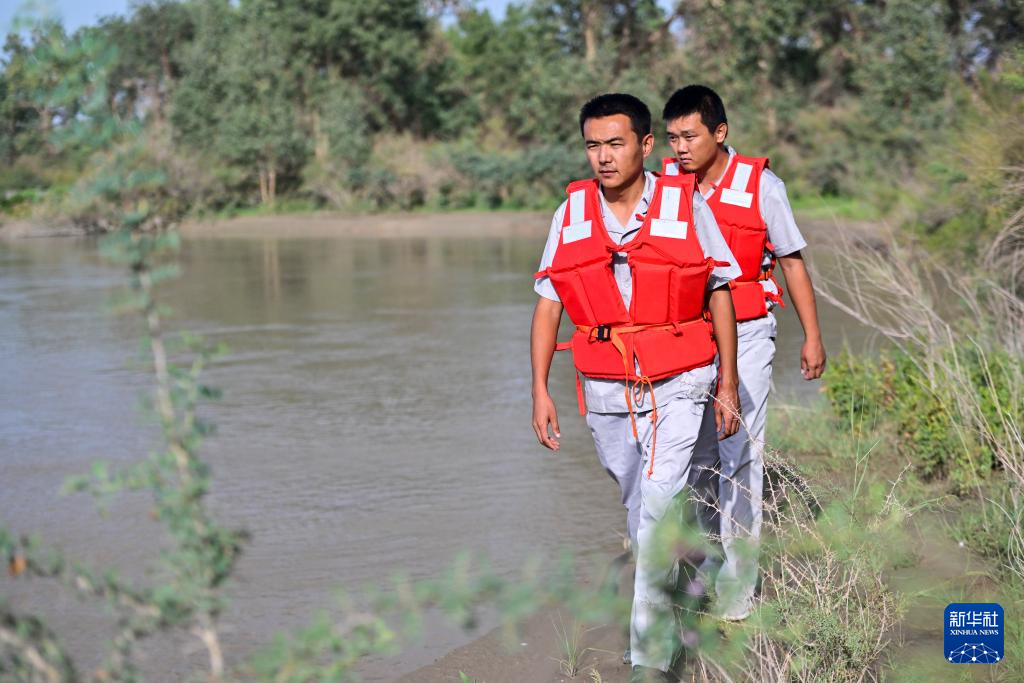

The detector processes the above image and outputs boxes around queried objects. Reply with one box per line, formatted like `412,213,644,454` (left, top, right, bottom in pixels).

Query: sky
0,0,516,35
1,0,130,35
0,0,673,36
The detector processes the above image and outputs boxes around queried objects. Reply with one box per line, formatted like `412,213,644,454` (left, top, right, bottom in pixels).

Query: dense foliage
0,0,1021,228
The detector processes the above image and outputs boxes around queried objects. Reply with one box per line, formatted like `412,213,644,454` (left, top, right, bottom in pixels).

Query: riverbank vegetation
807,157,1024,677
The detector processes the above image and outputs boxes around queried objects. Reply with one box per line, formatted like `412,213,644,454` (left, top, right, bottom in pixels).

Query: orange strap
606,328,658,479
769,274,785,306
555,318,707,478
575,371,585,416
574,319,707,479
756,274,786,306
553,340,585,414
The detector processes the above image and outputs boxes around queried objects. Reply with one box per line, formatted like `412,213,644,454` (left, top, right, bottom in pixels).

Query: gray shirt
535,171,740,413
702,147,808,341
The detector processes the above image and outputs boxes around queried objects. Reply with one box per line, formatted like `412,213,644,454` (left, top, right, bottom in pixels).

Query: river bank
1,206,886,242
395,543,635,683
0,210,550,240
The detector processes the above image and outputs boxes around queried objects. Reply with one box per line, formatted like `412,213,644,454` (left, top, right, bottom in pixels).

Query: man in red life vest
531,93,742,680
661,85,828,622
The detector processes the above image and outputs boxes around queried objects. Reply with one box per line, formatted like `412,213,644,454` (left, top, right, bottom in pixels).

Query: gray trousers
714,335,775,616
586,376,719,672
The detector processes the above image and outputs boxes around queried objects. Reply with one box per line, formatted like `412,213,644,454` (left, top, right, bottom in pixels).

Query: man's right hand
530,296,564,451
532,392,561,451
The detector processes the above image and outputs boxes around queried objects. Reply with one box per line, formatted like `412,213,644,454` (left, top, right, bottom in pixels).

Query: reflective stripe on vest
719,160,754,208
563,185,592,244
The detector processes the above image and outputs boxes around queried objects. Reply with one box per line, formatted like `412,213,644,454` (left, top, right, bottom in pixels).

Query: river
0,216,869,680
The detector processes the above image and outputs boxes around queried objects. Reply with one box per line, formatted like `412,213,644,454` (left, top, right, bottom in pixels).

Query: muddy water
0,219,867,680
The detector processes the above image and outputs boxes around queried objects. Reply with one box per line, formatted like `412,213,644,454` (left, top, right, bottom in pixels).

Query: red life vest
662,155,784,321
535,173,721,389
534,173,726,478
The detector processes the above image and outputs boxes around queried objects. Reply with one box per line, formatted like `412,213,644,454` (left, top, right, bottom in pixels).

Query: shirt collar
638,170,655,212
600,171,656,239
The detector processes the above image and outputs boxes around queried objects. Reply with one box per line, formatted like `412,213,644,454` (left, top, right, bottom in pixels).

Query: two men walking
530,85,826,680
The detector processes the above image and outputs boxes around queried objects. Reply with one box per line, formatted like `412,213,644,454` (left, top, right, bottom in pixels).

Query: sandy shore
397,545,641,683
174,210,883,244
396,608,630,683
0,218,86,239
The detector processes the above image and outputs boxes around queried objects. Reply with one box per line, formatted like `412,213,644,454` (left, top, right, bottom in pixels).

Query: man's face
665,113,727,173
582,114,653,190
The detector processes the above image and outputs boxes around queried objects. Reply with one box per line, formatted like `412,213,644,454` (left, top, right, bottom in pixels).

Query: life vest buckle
594,324,612,342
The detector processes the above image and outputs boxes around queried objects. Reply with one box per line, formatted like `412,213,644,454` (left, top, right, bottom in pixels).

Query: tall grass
550,611,593,677
812,204,1024,569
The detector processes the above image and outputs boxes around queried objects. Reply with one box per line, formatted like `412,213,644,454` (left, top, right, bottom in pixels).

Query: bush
443,142,587,210
824,348,1021,491
50,131,238,231
0,188,44,216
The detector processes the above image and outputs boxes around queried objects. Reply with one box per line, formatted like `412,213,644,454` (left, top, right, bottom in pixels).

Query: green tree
168,0,236,155
856,0,952,131
0,21,77,161
216,12,306,205
238,0,452,134
88,1,195,127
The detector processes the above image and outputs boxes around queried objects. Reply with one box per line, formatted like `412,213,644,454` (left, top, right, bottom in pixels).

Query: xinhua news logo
945,603,1004,664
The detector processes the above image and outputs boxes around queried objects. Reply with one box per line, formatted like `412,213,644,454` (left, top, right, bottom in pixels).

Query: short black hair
579,93,652,142
662,85,727,133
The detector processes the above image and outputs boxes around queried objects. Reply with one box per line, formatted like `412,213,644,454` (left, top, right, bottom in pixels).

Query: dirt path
401,520,1000,683
397,545,636,683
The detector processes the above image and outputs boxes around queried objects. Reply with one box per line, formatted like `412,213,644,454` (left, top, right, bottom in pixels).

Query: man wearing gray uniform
662,85,827,621
530,93,741,681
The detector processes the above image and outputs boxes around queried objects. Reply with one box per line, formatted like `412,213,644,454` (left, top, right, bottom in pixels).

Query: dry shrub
810,225,1023,484
690,441,906,683
360,134,458,210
